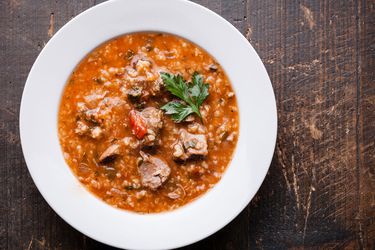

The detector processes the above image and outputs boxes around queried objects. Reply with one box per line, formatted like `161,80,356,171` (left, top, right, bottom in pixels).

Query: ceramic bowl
20,0,277,249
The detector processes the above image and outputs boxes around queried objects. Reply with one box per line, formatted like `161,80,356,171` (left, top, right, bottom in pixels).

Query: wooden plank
358,0,375,249
242,0,362,249
0,1,96,249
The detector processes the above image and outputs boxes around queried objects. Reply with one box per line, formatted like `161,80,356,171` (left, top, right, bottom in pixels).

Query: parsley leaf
191,72,209,106
161,101,194,122
160,72,209,122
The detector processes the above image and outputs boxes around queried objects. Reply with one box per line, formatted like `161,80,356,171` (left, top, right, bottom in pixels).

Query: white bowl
20,0,277,249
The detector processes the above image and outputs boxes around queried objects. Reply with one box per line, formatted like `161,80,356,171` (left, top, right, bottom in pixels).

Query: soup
58,33,239,213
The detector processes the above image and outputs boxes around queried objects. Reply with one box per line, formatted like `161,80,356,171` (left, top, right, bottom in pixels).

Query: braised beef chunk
130,54,153,69
129,107,163,146
141,107,163,129
85,108,103,125
74,102,106,139
172,129,208,161
126,85,143,102
125,53,163,100
136,107,163,147
150,77,163,96
138,151,170,189
126,78,163,104
77,102,103,125
75,119,104,139
99,144,121,163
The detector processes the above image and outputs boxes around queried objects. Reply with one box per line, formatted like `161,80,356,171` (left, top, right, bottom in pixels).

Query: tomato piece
129,110,147,139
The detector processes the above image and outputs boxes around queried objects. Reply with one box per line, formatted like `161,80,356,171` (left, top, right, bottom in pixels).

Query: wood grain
0,0,374,249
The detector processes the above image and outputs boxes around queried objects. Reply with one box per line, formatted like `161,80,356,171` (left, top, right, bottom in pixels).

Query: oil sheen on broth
58,33,239,213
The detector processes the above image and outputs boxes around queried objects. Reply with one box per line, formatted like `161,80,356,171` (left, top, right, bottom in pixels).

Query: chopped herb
160,72,209,122
125,49,135,60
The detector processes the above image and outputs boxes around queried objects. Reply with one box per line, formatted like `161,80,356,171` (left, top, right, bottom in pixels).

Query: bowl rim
20,0,277,249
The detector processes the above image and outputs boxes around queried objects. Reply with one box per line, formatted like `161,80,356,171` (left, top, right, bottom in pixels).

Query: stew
58,33,239,213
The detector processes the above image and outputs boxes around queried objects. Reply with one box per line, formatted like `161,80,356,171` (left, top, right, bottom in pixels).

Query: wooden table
1,0,374,249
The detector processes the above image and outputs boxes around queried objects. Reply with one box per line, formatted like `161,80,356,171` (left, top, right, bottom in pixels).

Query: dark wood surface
1,0,374,249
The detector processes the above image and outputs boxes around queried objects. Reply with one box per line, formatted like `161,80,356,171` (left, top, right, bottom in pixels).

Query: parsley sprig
160,72,209,122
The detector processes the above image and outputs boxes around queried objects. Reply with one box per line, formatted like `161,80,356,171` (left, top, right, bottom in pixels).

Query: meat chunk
126,84,143,102
138,151,170,190
76,102,104,129
84,107,104,125
83,90,108,106
75,120,103,139
149,77,163,96
129,107,163,147
141,107,163,147
172,129,208,161
77,96,123,127
187,122,207,134
129,54,157,81
76,102,103,124
125,53,163,99
99,144,120,163
76,95,124,139
141,107,163,131
126,78,163,103
130,54,154,71
135,59,152,74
